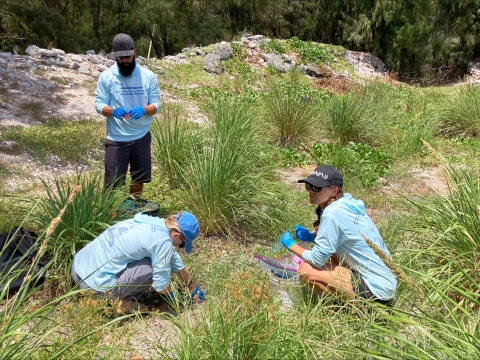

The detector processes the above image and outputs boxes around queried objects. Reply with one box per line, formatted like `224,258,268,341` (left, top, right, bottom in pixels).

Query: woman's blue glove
112,107,128,119
280,231,297,250
295,225,315,242
129,106,146,120
191,286,206,302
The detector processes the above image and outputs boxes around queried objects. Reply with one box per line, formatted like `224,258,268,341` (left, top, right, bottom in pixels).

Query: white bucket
268,271,301,309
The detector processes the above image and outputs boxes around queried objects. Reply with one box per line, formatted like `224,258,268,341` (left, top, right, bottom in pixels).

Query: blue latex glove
160,290,175,302
129,106,146,120
280,231,297,250
112,107,128,119
191,286,206,302
295,225,315,242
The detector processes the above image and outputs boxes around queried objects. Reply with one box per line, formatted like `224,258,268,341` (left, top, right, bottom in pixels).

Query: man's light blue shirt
301,194,397,300
95,62,161,141
73,214,184,292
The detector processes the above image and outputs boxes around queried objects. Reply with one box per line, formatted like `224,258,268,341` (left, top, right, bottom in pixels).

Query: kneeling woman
281,165,397,303
72,210,205,312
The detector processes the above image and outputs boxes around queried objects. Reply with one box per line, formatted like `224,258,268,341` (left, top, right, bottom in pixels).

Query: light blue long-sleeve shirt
73,214,184,292
301,193,397,300
95,62,161,141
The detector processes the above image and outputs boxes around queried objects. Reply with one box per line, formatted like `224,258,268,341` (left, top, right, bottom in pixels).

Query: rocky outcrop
0,46,115,79
344,51,387,78
203,42,233,74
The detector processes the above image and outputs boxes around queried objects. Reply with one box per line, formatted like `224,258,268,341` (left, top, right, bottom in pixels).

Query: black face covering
116,58,136,76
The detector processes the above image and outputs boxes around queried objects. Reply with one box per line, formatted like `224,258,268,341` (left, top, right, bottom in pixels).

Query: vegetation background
2,0,480,77
0,12,479,360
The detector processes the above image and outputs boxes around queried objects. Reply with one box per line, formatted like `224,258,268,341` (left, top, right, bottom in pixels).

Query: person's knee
298,262,313,283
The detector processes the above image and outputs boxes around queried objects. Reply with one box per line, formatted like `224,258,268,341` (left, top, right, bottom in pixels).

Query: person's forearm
102,106,114,117
177,268,196,291
144,104,157,116
289,244,306,258
101,104,157,117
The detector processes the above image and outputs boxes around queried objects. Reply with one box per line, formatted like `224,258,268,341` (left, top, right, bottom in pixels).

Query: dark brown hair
313,187,344,228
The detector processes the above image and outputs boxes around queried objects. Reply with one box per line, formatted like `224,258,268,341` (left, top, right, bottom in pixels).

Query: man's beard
117,59,136,76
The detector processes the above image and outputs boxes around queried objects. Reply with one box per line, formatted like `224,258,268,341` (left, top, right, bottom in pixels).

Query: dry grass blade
359,231,425,300
421,138,445,163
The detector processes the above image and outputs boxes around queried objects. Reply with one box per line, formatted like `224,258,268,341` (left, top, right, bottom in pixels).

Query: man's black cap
112,33,135,57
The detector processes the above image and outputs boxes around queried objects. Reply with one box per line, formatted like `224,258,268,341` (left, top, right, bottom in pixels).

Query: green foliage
319,82,393,146
311,142,392,188
0,119,104,165
263,39,286,54
435,85,480,138
29,171,126,263
222,58,260,87
346,276,480,359
157,96,270,235
278,144,311,168
261,81,321,145
409,162,480,286
231,41,246,58
286,37,331,64
151,104,199,184
0,272,130,359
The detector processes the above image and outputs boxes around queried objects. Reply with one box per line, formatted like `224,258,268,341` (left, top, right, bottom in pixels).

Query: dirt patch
312,68,354,94
277,167,310,191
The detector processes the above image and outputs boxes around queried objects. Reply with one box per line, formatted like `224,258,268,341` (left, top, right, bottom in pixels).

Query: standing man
95,33,161,198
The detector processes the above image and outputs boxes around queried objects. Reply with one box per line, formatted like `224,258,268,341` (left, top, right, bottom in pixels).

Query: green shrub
262,39,286,54
278,144,312,168
310,142,392,188
409,159,480,307
286,37,331,64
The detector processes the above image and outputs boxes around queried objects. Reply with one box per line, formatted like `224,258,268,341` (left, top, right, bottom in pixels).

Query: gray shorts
71,257,153,300
104,131,152,189
351,270,390,304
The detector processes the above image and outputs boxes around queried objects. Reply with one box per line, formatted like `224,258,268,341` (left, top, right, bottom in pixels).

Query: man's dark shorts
104,131,151,189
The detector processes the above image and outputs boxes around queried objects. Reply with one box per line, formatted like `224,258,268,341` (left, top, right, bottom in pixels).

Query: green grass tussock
28,171,127,264
261,81,322,146
435,84,480,138
319,81,393,146
176,96,271,235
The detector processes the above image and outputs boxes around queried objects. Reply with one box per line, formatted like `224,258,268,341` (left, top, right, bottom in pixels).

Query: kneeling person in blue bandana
72,211,205,312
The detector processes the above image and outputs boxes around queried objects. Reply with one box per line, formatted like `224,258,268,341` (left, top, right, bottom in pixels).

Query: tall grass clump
261,82,320,146
30,171,126,262
156,268,316,359
344,272,480,359
176,96,271,235
408,144,480,307
435,84,480,137
319,81,393,146
151,103,200,184
1,192,133,359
